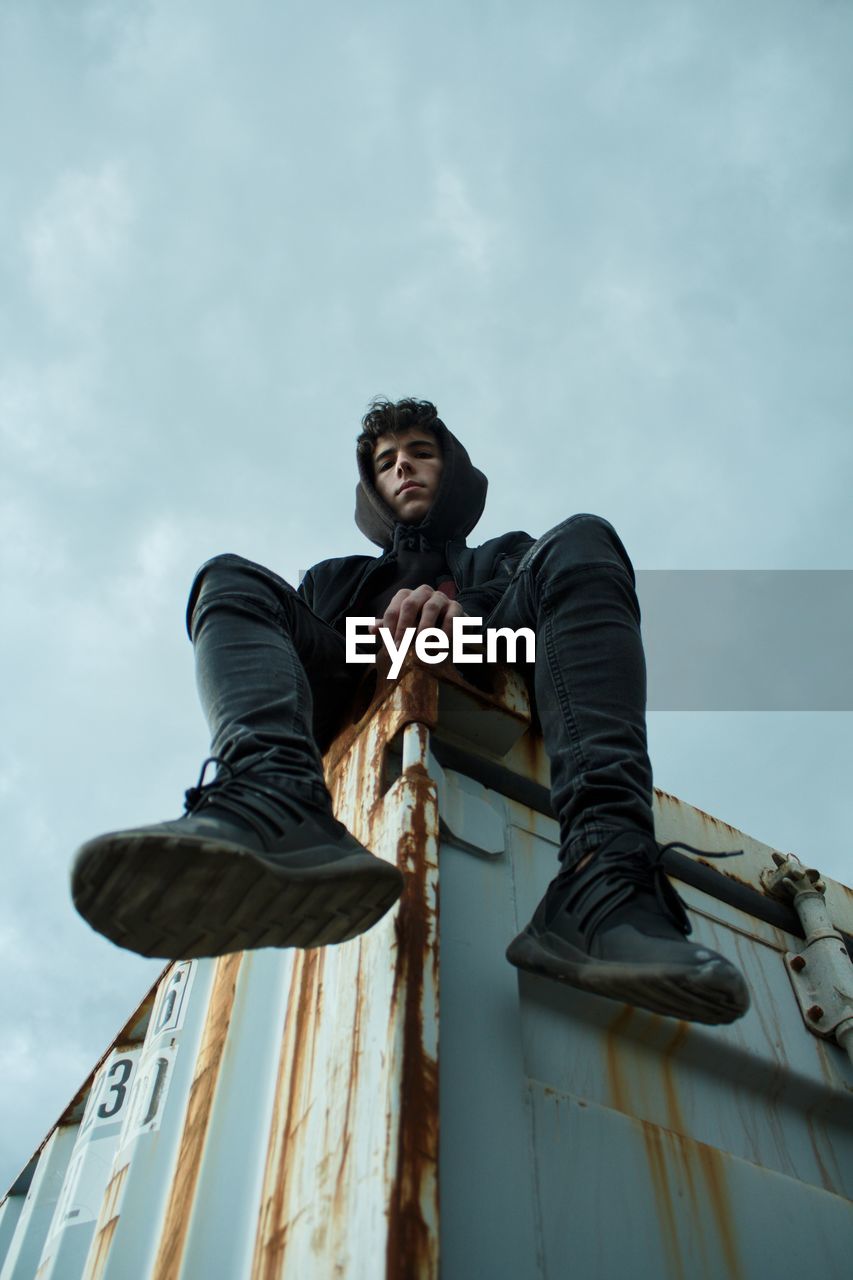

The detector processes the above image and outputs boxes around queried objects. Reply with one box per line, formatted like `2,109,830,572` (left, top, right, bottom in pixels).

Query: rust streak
84,1162,129,1280
518,726,546,777
655,790,744,839
604,1005,635,1115
804,1107,835,1193
695,1145,743,1280
252,949,321,1280
152,951,243,1280
610,1012,694,1279
639,1121,685,1280
333,944,364,1216
85,1215,120,1280
659,1023,703,1254
324,657,439,776
385,768,440,1280
99,1159,128,1222
253,669,442,1277
660,1022,689,1138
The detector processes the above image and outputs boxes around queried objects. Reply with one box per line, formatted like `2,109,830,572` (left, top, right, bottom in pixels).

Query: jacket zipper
445,540,463,588
333,538,466,629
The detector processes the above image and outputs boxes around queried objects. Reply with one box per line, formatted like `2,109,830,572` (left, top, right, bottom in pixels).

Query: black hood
355,420,488,551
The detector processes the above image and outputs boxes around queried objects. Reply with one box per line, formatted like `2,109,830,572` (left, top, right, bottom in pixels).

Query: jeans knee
533,514,635,581
186,554,294,639
189,552,257,610
194,551,257,585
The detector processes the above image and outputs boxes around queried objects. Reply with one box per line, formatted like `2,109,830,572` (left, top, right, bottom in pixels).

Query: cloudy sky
2,0,851,1191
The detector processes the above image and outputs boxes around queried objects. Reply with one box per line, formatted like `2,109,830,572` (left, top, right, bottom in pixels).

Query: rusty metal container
3,659,852,1278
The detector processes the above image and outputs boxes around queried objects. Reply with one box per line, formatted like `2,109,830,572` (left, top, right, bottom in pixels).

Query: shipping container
3,658,852,1278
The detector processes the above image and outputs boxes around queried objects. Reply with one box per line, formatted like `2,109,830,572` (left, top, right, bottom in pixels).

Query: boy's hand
374,585,470,646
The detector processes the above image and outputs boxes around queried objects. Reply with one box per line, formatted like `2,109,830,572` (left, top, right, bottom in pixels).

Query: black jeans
185,515,654,864
485,514,654,866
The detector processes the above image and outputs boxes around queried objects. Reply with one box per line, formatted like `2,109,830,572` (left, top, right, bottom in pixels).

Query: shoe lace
183,748,278,814
182,748,336,848
551,832,744,939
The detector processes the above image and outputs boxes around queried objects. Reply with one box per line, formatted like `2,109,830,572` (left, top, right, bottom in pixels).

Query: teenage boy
72,398,749,1025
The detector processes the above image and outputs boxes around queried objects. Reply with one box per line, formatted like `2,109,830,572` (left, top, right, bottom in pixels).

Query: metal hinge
761,852,853,1067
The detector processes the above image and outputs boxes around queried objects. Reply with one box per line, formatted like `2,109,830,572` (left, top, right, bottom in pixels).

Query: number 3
97,1057,133,1119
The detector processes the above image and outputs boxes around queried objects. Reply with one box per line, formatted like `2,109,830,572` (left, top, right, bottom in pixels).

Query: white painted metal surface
1,1126,78,1280
37,1048,142,1279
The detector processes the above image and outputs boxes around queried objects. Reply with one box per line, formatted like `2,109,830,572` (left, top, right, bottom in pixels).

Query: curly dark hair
356,397,445,459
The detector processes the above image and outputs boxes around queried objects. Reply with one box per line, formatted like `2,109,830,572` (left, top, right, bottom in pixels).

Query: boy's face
372,427,443,523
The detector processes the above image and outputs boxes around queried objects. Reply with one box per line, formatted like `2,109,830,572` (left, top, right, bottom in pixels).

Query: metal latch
761,851,853,1067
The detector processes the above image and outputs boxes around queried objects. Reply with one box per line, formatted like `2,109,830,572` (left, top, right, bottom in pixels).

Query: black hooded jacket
297,421,534,631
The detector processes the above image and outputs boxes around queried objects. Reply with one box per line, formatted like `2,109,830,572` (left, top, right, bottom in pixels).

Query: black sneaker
71,754,405,959
505,831,750,1025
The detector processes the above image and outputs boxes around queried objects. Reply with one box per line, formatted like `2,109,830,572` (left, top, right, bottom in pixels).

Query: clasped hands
368,585,477,651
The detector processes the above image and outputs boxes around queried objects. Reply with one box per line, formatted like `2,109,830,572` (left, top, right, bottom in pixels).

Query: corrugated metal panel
37,1048,142,1279
3,658,852,1278
1,1126,78,1280
438,786,853,1277
0,1198,25,1270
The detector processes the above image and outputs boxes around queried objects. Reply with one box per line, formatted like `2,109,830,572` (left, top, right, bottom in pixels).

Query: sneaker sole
72,831,405,959
505,929,750,1025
